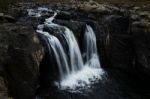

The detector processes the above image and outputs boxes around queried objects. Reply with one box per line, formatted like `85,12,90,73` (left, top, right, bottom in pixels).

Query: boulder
0,23,44,99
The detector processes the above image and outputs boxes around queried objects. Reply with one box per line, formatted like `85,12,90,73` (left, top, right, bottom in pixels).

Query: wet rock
102,15,133,70
0,76,12,99
0,64,12,99
0,23,44,99
130,8,150,76
53,19,86,42
0,13,16,23
4,15,16,23
56,11,72,20
104,15,130,34
132,20,150,76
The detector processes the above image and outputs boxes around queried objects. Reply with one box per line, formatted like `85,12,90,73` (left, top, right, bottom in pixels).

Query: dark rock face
102,15,134,70
0,23,44,99
0,65,10,99
131,12,150,76
37,33,61,92
100,7,150,75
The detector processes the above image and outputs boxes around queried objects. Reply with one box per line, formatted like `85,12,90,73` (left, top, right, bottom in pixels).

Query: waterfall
84,25,101,68
28,8,104,90
44,23,84,73
60,24,104,90
37,29,70,80
59,26,84,72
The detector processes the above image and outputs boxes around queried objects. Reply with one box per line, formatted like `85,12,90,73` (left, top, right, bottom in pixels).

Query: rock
53,19,86,42
131,8,150,76
95,5,111,14
4,15,16,23
36,37,60,93
132,20,150,76
78,2,98,12
104,15,130,34
0,13,16,23
0,13,4,16
78,2,120,15
131,14,141,21
0,64,12,99
133,6,141,11
102,15,133,70
0,76,12,99
0,23,44,99
0,13,4,21
131,10,150,21
56,11,72,20
0,13,4,17
138,11,150,19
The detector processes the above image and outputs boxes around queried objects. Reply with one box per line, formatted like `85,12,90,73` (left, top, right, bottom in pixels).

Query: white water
37,30,70,79
59,26,84,72
27,7,50,17
60,25,104,90
84,25,101,68
60,66,104,90
28,8,104,90
43,21,84,73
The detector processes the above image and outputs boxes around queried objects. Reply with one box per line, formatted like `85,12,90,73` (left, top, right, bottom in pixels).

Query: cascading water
62,27,84,72
60,25,104,90
37,30,70,79
83,25,101,68
28,8,104,91
43,23,84,73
